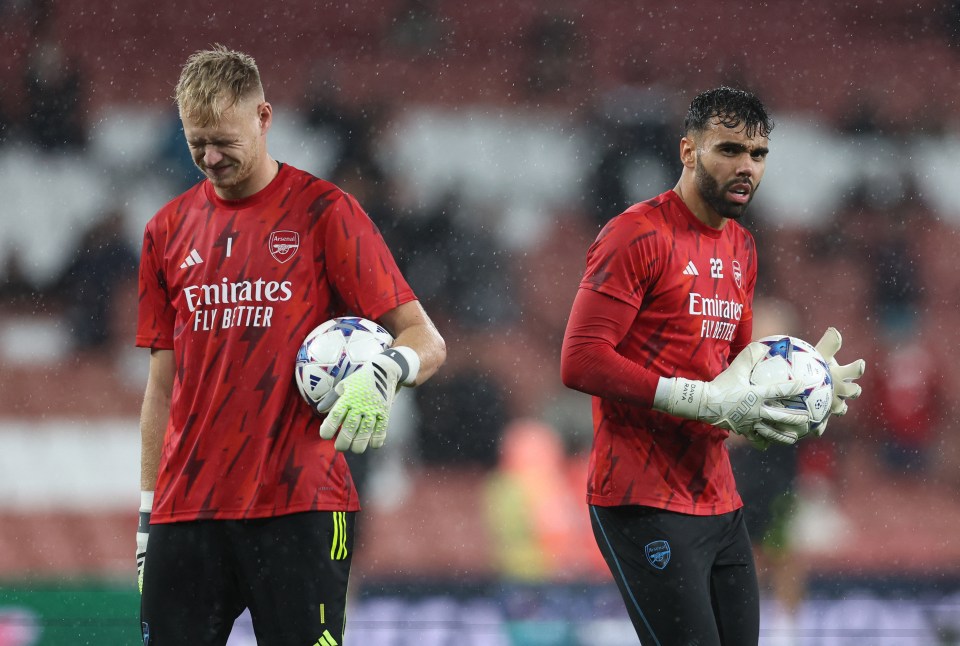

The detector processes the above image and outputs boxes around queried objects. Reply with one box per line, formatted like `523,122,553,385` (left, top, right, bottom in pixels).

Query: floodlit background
1,1,960,644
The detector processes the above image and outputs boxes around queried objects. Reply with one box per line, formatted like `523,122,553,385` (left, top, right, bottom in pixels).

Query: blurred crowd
1,0,959,589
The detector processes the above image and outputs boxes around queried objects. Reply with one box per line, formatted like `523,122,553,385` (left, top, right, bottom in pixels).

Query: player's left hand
319,352,403,453
749,419,808,447
815,327,866,417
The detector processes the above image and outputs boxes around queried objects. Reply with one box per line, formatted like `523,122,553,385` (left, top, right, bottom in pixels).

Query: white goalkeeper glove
750,420,803,448
319,348,418,453
815,327,866,416
654,341,810,442
136,491,153,595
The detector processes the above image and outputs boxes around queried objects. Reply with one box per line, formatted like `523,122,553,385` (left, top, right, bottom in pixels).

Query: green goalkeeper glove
654,341,810,441
319,350,407,453
815,327,866,416
136,491,152,594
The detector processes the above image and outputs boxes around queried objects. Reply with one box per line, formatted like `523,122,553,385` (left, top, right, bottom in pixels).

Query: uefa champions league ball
751,335,834,439
294,317,394,414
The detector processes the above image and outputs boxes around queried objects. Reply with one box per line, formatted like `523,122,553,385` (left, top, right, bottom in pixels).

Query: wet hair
175,44,264,127
683,86,774,139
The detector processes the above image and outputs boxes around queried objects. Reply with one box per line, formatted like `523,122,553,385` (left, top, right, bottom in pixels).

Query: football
294,317,394,415
751,335,834,439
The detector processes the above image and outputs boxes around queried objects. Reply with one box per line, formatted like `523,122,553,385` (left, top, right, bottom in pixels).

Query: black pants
590,505,759,646
141,511,355,646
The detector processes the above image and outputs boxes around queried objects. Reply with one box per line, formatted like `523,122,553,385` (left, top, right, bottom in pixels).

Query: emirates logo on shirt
269,230,299,263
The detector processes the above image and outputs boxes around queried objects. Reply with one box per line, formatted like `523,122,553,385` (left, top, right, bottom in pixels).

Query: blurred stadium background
2,0,960,644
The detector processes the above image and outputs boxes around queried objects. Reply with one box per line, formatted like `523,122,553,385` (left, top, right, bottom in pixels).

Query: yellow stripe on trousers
330,511,348,560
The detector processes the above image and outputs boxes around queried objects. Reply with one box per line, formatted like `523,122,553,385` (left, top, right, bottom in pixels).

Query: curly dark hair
683,86,774,139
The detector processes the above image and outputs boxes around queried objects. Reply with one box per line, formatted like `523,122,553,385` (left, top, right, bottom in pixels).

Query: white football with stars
751,335,834,439
294,317,394,415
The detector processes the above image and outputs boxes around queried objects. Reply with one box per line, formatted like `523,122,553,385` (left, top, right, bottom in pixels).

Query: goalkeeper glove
654,341,810,440
815,327,866,416
136,491,153,594
319,348,416,453
751,420,805,447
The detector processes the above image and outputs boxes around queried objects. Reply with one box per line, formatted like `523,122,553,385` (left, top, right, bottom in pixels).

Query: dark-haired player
561,87,864,644
135,45,446,645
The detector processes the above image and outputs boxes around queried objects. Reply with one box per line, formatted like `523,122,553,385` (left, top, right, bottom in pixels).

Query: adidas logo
682,261,699,276
180,249,204,269
312,630,339,646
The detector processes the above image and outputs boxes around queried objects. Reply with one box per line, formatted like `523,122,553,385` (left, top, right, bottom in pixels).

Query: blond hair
175,44,264,127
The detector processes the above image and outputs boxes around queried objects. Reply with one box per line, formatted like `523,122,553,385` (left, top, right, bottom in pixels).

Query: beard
695,156,757,220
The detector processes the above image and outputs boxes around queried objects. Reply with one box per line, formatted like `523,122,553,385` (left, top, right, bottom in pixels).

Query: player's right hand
137,492,153,594
654,341,810,438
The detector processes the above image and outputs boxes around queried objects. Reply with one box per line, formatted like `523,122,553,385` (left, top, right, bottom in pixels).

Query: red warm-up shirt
561,190,756,515
137,163,416,523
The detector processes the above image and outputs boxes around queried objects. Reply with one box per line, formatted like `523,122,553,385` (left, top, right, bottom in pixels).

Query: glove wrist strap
381,346,420,386
138,510,151,534
654,377,704,420
139,491,154,533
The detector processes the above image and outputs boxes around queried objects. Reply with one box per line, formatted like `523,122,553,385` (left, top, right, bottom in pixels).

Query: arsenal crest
645,540,671,570
269,230,299,263
732,260,743,289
